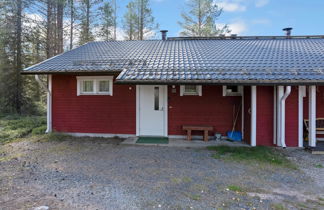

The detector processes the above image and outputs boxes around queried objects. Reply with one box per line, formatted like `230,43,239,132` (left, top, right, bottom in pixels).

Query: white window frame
180,85,202,96
222,85,243,96
77,76,113,96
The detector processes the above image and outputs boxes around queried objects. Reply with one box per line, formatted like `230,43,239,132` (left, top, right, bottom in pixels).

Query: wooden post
298,86,306,147
309,85,316,147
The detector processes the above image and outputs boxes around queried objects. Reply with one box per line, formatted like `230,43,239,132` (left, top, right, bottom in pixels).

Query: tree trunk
139,0,144,40
113,0,117,40
86,0,90,41
15,0,23,113
46,0,54,58
70,0,74,50
57,0,64,54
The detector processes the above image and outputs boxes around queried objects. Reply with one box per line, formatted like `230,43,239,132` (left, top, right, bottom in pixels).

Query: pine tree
98,1,114,41
136,0,157,40
178,0,230,37
79,0,102,45
123,1,138,40
122,0,157,40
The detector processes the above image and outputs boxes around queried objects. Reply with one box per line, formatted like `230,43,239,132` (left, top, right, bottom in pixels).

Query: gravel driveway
0,136,323,210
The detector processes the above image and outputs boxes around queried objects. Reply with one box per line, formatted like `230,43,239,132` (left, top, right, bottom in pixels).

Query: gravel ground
0,136,324,210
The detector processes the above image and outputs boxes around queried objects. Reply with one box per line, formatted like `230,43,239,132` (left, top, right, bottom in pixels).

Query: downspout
279,86,291,148
35,75,52,133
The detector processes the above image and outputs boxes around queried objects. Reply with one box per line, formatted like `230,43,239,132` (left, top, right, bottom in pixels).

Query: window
82,80,94,93
180,85,202,96
154,87,159,110
98,80,110,93
223,85,243,96
77,76,113,96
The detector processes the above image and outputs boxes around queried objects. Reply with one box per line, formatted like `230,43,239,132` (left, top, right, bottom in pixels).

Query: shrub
32,125,47,135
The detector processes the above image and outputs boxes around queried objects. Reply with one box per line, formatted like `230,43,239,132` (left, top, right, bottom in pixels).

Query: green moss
207,145,297,169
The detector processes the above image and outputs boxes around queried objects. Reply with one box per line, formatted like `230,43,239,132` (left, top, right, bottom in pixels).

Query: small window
223,85,243,96
154,87,159,110
77,76,113,96
82,80,94,93
180,85,202,96
98,80,110,93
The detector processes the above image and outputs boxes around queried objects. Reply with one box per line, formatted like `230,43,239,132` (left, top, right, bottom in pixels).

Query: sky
116,0,324,38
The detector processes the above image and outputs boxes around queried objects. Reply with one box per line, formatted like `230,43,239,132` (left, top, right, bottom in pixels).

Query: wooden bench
182,125,213,142
304,118,324,138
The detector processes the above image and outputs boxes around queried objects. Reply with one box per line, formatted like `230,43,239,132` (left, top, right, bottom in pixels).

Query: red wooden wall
51,74,305,147
256,86,275,146
52,75,136,134
167,85,242,136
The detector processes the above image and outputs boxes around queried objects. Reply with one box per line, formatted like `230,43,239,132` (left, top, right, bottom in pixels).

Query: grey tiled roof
23,38,324,84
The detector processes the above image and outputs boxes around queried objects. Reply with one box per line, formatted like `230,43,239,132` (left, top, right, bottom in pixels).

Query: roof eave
21,70,123,75
115,79,324,86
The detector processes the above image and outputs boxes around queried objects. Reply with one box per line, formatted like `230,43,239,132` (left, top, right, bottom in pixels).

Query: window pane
82,80,94,92
99,80,110,92
184,85,197,93
227,86,238,92
154,87,159,110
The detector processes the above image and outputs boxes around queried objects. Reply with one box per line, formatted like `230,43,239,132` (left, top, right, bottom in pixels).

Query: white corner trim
76,76,113,96
136,85,140,136
298,86,306,147
251,86,257,147
308,85,316,147
276,86,284,146
163,85,168,137
47,75,52,133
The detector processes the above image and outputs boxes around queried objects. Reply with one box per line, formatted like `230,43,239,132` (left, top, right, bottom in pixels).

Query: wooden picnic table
182,125,213,142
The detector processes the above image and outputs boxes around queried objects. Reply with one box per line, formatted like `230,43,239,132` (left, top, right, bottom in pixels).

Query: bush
32,125,47,135
0,115,46,143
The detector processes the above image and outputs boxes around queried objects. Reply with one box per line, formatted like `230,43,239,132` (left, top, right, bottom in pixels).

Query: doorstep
121,137,248,148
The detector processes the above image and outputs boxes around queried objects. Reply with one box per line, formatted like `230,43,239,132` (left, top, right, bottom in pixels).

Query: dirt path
0,136,323,210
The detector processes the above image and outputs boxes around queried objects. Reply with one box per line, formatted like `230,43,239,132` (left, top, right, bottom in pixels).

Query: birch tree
178,0,230,37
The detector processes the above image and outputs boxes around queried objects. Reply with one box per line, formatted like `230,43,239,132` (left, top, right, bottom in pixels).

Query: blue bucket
227,131,242,141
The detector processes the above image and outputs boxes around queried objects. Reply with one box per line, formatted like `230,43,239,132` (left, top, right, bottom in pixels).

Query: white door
137,85,167,136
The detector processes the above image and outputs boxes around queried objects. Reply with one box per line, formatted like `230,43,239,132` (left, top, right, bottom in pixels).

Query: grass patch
183,192,201,201
227,185,244,192
271,203,287,210
207,145,296,169
42,132,71,142
314,164,324,168
0,115,46,143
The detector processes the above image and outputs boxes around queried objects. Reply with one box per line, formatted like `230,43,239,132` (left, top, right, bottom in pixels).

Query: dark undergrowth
0,114,46,143
207,145,297,169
